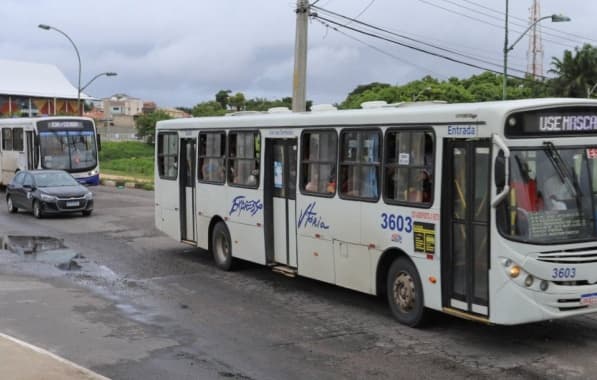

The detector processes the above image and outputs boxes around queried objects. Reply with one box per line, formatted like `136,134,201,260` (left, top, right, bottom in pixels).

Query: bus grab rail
491,133,510,208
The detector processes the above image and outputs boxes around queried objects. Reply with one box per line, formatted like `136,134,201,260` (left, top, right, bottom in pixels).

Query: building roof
0,59,93,100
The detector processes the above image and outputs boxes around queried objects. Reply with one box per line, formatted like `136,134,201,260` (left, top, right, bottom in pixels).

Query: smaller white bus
155,98,597,327
0,117,101,187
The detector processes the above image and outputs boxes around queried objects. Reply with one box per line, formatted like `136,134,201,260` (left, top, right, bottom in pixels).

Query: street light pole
80,72,117,92
502,7,570,100
38,24,82,115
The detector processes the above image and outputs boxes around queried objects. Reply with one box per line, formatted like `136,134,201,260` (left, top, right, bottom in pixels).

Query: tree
191,101,226,117
135,110,171,142
550,44,597,97
228,92,246,111
215,89,231,109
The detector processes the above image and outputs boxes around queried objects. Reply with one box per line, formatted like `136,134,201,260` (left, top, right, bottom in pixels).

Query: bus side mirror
97,134,102,152
495,150,505,190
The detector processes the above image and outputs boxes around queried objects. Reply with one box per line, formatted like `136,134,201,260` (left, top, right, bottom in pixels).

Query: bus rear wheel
387,257,426,327
211,222,233,271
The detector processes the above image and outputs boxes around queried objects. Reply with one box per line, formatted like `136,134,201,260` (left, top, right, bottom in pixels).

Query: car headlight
84,192,93,200
40,193,57,202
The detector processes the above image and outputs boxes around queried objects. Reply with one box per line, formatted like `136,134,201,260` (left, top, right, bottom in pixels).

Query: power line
312,5,534,77
311,12,528,79
456,0,597,45
313,18,448,79
418,0,577,50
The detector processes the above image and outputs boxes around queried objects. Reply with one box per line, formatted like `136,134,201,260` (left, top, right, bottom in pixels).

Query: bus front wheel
211,222,233,271
387,257,426,327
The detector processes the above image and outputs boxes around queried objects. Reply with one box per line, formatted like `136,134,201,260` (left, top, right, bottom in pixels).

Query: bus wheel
33,201,43,219
211,222,233,271
7,196,17,213
387,257,426,327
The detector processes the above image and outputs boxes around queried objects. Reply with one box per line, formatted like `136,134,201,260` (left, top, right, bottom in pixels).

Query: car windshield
39,130,97,171
34,172,79,187
498,146,597,244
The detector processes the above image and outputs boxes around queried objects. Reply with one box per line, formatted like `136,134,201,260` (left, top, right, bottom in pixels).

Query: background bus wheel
7,196,17,213
387,257,426,327
211,222,233,271
33,201,43,219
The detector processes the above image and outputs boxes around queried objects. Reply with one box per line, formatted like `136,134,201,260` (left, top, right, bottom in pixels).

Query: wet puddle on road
1,235,82,270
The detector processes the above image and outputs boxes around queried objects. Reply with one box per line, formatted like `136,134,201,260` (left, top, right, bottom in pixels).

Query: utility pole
292,0,309,112
503,0,509,100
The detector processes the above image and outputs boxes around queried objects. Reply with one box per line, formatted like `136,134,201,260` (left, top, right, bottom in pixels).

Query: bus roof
156,98,597,131
0,116,95,126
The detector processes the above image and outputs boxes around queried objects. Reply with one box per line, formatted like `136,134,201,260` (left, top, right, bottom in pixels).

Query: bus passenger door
26,131,36,169
179,138,197,243
442,139,491,318
264,138,298,267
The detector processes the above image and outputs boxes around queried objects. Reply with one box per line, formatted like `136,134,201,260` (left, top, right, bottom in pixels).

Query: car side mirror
23,184,33,191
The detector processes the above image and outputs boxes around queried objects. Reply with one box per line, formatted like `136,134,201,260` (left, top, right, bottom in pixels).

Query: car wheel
211,222,233,271
387,257,427,327
33,200,43,219
82,210,93,216
7,196,17,213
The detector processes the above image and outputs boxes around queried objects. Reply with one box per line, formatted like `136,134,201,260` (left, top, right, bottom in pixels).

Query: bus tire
211,222,233,271
33,200,43,219
7,196,17,213
387,257,426,327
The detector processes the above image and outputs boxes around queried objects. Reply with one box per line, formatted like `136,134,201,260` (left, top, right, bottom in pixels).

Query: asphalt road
1,185,597,380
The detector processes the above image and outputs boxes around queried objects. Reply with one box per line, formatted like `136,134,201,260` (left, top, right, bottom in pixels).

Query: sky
2,1,596,108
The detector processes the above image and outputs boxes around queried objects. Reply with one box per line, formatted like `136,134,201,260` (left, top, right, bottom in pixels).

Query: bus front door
442,139,491,318
264,138,298,267
26,131,35,169
179,138,197,243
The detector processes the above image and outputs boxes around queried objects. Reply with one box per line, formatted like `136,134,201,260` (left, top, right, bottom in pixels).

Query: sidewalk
0,333,109,380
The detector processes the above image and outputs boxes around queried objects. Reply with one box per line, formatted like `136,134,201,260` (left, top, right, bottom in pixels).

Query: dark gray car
6,170,94,218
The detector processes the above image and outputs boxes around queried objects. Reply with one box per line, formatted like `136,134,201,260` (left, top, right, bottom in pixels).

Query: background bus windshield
499,146,597,244
40,130,97,171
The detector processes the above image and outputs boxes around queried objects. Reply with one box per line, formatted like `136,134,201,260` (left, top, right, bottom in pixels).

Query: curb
0,333,110,380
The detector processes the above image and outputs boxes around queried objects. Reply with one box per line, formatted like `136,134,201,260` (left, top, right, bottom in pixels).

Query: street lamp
503,1,570,100
38,23,82,114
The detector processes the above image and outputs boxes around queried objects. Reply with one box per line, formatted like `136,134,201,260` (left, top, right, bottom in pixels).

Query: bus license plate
580,293,597,306
66,201,79,207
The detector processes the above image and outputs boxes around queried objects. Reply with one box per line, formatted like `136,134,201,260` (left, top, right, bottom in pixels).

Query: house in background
102,93,144,118
0,58,93,117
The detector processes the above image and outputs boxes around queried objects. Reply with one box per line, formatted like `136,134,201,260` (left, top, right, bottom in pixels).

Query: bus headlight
509,265,521,278
524,275,534,287
540,280,549,291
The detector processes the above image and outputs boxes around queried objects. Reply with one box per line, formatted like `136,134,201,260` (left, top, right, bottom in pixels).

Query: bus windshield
499,145,597,244
39,130,98,171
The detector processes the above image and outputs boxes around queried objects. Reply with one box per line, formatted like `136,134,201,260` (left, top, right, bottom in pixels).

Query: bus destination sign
506,107,597,137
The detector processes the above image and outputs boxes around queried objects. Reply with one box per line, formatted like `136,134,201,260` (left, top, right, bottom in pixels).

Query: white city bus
0,117,101,187
155,98,597,326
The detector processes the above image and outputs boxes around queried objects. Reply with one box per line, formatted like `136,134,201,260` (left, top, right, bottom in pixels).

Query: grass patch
100,141,154,180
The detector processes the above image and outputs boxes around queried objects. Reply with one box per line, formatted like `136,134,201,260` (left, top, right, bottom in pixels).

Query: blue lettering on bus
229,196,263,216
298,202,330,229
448,125,477,137
380,213,412,233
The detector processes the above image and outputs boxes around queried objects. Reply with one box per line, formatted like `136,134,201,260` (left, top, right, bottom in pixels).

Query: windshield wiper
543,142,581,197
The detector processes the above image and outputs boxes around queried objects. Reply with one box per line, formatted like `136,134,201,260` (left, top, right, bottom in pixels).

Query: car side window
23,174,33,187
13,172,25,185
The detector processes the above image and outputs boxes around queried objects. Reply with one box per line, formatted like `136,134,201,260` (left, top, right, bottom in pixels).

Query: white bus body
155,98,597,326
0,117,100,186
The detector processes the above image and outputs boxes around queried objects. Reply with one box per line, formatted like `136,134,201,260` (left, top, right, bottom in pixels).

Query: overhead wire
312,5,535,77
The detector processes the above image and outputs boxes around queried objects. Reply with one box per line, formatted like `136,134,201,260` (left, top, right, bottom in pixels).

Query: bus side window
339,129,381,200
229,131,260,188
384,129,434,205
2,128,12,151
300,129,337,195
157,132,178,180
198,131,226,184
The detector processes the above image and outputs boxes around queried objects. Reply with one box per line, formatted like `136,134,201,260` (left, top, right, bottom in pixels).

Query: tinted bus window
339,129,381,201
158,133,178,179
301,130,337,196
198,132,226,184
228,131,260,188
